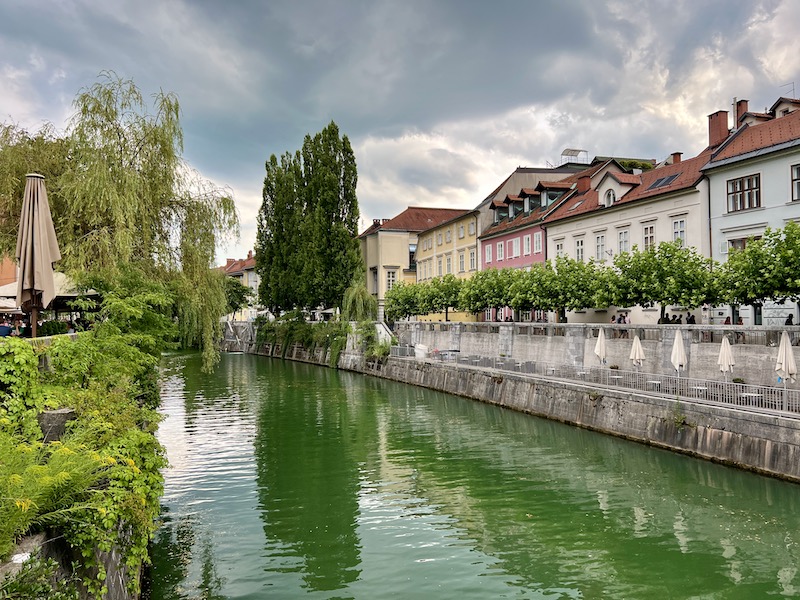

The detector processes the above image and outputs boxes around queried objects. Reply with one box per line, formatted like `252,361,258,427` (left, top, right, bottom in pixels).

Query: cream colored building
359,207,470,322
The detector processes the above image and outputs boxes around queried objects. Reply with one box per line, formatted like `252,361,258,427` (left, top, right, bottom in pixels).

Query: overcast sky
2,0,799,263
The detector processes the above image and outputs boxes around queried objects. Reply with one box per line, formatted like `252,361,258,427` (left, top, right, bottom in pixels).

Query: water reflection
149,353,800,598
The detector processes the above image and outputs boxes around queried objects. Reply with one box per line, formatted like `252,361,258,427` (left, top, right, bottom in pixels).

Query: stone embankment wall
221,323,800,483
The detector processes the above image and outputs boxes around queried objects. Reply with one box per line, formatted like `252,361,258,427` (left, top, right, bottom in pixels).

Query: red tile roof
535,180,574,191
609,172,642,185
359,207,470,237
519,188,539,196
709,108,800,164
543,150,713,225
220,252,256,275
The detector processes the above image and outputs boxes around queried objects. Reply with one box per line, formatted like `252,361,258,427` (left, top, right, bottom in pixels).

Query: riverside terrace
392,321,800,415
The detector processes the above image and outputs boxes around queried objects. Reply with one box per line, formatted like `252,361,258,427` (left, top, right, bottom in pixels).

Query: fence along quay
221,320,800,483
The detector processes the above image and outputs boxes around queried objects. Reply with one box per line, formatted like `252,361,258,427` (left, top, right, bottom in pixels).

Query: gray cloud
1,0,798,256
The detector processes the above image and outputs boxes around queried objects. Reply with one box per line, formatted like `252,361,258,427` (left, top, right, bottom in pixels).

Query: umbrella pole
31,305,38,338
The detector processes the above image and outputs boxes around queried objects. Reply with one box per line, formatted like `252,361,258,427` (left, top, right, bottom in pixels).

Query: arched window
605,189,616,207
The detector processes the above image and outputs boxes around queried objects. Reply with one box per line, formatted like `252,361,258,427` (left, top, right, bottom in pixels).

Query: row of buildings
359,95,800,326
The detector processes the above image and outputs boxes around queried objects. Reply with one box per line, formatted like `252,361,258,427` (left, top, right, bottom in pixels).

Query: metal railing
389,348,800,415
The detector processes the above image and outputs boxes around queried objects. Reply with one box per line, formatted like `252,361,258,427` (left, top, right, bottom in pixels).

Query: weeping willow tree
342,276,377,322
0,72,239,371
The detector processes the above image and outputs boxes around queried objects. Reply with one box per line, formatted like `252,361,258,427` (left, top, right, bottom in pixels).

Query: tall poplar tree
256,121,361,313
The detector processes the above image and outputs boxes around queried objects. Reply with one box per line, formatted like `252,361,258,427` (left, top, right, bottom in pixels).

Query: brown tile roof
609,172,642,185
535,180,574,191
542,150,713,225
504,194,523,203
480,203,551,239
359,207,471,237
709,109,800,164
519,188,540,197
220,252,256,275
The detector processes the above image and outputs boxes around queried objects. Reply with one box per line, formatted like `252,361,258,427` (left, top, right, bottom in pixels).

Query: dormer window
523,197,530,213
605,189,616,207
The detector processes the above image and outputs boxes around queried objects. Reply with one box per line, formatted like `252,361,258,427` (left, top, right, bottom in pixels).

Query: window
524,235,531,255
485,244,492,264
512,238,520,258
618,229,629,254
604,189,615,207
437,232,443,246
672,218,686,244
555,240,564,257
458,224,465,239
469,249,476,270
595,234,605,260
386,270,396,291
727,174,760,212
437,258,442,276
446,255,452,274
792,164,800,202
445,229,452,243
468,221,476,235
575,238,584,262
643,224,655,250
534,232,542,254
485,308,493,321
459,252,465,272
497,242,504,260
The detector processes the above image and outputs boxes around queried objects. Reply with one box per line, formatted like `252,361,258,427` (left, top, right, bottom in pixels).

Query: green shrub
0,553,80,599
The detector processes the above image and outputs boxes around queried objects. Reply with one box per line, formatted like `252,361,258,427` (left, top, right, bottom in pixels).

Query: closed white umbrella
776,331,797,384
629,335,645,369
594,327,607,365
717,336,735,381
776,331,796,411
671,331,687,374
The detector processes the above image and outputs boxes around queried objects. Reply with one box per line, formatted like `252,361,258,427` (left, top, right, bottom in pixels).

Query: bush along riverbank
0,323,166,599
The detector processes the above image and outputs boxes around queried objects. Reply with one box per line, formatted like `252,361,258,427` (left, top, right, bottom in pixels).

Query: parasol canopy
594,327,607,365
15,174,61,335
717,336,735,380
670,331,687,373
776,331,797,384
629,335,645,368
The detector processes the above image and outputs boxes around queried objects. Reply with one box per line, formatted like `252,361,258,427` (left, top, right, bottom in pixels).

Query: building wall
480,223,545,271
417,213,479,282
545,184,708,325
708,148,800,326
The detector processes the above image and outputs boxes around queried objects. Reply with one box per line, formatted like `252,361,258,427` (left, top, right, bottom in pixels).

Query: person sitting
735,317,745,343
687,313,696,324
0,319,11,337
786,314,795,326
723,316,731,325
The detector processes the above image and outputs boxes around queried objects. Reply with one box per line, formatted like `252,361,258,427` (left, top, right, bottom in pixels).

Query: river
147,352,800,599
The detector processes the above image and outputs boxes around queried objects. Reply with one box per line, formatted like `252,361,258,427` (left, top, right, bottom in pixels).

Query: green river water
147,352,800,599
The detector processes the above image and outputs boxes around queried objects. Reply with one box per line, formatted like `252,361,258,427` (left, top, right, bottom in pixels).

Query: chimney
247,250,253,259
226,258,235,267
577,175,591,193
373,218,381,226
708,110,729,148
735,99,749,124
671,152,682,164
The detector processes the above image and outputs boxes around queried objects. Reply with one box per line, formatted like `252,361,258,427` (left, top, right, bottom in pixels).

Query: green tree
425,274,462,321
256,122,360,313
610,241,715,320
300,122,361,309
458,268,519,316
719,221,800,306
384,281,421,321
0,73,238,371
224,277,254,315
342,277,377,321
257,151,304,313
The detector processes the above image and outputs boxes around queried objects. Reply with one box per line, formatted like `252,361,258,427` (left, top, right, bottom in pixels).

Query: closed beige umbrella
15,174,61,337
594,327,607,365
629,335,645,369
717,336,735,382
